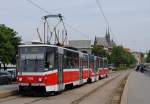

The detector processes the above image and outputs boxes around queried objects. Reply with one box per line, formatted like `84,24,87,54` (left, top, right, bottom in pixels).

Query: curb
120,71,132,104
0,90,18,98
109,71,130,104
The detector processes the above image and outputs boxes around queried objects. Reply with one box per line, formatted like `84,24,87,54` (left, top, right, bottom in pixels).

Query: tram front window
19,47,46,72
21,59,45,72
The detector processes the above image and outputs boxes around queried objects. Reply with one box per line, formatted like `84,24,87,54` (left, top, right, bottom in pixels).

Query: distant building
124,48,131,53
68,40,92,54
68,29,116,54
132,52,143,64
94,29,116,53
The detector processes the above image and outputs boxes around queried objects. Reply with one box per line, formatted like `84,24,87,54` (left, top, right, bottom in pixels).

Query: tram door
58,48,64,91
94,56,97,73
94,56,97,81
79,53,83,85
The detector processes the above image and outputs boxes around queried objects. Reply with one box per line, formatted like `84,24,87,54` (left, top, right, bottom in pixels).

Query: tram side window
100,58,103,68
45,47,55,70
89,56,94,69
82,55,88,68
64,50,79,69
104,59,108,67
96,58,100,68
98,58,101,68
90,61,94,69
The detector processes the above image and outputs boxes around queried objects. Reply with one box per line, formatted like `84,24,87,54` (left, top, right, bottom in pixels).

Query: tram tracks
0,94,44,104
0,72,125,104
22,76,121,104
0,96,19,103
70,74,120,104
108,73,130,104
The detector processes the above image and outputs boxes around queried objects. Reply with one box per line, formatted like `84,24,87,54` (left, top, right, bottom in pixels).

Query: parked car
0,70,12,84
7,68,17,81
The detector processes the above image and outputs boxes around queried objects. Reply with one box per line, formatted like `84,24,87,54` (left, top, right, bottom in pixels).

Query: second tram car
17,44,109,94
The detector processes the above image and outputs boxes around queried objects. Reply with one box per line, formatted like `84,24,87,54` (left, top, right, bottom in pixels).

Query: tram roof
18,44,107,59
18,44,57,47
19,44,87,54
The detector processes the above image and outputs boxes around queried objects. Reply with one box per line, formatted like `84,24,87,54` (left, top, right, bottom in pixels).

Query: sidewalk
0,84,18,98
121,71,150,104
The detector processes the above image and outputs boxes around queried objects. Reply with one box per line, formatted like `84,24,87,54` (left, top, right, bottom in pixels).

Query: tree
0,24,21,69
146,50,150,63
92,46,108,58
110,46,136,67
110,46,124,67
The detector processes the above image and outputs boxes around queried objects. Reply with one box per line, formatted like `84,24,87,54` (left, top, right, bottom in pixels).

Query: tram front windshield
19,46,50,72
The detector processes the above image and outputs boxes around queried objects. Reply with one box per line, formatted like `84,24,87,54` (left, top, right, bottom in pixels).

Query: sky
0,0,150,52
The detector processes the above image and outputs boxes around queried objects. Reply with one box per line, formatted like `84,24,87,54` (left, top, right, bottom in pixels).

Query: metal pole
44,21,46,44
47,22,49,44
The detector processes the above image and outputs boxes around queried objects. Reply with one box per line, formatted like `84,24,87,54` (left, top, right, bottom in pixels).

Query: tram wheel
99,76,102,80
87,78,92,83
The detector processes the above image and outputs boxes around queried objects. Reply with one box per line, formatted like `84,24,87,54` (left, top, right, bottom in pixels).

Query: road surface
127,70,150,104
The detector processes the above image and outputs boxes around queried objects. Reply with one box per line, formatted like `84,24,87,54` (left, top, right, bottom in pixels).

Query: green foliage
0,24,21,67
146,50,150,63
92,46,108,58
110,46,136,67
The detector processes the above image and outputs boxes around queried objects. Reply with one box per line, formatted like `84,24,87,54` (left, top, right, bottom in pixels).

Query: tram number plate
27,77,34,80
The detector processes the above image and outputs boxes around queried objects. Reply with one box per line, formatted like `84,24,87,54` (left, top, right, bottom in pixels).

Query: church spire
105,28,108,38
94,36,97,46
108,27,110,37
105,27,110,42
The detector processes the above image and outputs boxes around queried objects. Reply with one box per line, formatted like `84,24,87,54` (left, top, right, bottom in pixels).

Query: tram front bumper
19,84,46,94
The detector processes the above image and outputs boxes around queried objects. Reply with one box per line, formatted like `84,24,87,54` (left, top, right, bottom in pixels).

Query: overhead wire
25,0,49,13
96,0,110,27
65,22,91,40
96,0,119,44
24,0,93,41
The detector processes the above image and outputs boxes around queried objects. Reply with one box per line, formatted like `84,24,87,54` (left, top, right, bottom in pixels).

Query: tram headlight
38,78,43,82
18,78,22,82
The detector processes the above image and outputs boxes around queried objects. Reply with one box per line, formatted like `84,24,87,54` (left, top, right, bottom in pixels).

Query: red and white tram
17,44,109,94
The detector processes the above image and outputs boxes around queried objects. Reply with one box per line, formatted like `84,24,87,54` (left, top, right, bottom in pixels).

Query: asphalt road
128,70,150,104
